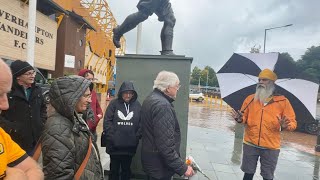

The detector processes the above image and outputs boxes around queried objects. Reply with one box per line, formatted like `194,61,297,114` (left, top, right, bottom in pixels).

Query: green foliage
296,45,320,83
190,66,219,87
190,66,201,85
279,52,295,63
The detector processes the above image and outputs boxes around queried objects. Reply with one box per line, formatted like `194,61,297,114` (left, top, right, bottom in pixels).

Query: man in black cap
0,60,47,156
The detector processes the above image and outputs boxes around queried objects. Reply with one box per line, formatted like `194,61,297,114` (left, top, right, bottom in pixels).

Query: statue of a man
113,0,176,55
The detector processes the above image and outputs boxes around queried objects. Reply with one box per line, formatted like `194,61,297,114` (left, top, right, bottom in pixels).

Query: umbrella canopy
217,52,319,123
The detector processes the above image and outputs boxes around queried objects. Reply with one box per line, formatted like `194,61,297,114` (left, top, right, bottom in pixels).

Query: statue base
112,54,193,179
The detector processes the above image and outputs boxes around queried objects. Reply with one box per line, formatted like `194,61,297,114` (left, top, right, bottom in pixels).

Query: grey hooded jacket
41,76,103,180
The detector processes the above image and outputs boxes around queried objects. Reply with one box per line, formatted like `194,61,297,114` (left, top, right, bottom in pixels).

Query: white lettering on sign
0,0,57,70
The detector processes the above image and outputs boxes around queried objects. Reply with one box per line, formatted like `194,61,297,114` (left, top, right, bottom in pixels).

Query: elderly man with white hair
140,70,194,180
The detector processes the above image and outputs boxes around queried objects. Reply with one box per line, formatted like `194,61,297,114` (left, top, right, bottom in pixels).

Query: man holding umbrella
231,69,297,180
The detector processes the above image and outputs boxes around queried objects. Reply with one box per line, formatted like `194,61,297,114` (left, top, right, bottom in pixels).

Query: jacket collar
154,88,175,103
11,82,37,100
263,94,286,106
71,112,90,135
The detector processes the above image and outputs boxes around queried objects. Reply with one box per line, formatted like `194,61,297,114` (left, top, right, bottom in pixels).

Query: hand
278,115,290,130
97,114,103,119
231,109,243,123
184,166,195,177
4,167,28,180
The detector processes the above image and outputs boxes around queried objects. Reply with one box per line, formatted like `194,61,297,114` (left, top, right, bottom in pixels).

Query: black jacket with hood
103,81,141,156
40,76,103,180
141,88,187,179
0,76,47,153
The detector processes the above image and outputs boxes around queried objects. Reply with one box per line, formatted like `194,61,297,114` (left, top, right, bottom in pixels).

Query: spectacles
23,71,36,76
82,93,92,99
170,84,181,90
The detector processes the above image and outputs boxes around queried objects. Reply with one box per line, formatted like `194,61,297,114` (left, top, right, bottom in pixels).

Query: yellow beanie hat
258,69,277,81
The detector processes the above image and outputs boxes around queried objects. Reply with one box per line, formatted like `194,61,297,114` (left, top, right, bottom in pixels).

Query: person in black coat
141,71,194,180
103,81,141,180
0,60,47,155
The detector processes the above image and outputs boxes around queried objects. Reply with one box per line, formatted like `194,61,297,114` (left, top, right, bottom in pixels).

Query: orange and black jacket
241,94,297,149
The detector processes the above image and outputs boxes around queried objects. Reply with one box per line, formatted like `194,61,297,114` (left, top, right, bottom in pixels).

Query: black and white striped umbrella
217,53,319,123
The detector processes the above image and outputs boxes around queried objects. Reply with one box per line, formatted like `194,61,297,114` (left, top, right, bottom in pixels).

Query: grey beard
254,84,275,103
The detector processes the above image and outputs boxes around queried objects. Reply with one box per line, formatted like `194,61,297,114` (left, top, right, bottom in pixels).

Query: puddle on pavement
188,103,234,131
188,102,320,156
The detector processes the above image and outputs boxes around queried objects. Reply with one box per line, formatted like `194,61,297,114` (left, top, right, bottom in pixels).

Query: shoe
113,26,121,48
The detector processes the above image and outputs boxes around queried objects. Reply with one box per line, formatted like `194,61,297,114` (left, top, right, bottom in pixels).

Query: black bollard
315,121,320,152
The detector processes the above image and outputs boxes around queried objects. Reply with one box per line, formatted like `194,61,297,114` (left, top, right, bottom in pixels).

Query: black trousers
109,155,133,180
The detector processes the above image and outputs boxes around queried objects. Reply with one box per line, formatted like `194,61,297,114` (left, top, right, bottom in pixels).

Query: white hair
153,71,179,91
254,81,275,103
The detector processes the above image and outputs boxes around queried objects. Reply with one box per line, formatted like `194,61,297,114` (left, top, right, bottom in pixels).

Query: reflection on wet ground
187,102,320,180
188,104,234,131
189,102,320,156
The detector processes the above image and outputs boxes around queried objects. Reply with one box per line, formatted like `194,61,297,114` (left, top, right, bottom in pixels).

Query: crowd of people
0,57,296,180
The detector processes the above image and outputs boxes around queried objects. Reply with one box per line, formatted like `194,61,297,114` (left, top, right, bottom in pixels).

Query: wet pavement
186,102,320,180
97,100,320,180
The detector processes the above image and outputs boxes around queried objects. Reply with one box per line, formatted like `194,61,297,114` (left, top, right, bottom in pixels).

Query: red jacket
78,69,103,131
89,90,103,131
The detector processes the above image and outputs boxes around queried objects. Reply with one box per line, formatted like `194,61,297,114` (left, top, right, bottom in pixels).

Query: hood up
49,75,91,121
117,81,138,103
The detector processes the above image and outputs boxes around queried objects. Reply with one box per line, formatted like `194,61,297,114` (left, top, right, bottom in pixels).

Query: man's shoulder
33,84,44,92
0,127,8,139
273,94,288,101
245,94,255,100
143,92,168,106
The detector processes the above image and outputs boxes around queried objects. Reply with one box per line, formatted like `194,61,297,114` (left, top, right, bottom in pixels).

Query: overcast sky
108,0,320,71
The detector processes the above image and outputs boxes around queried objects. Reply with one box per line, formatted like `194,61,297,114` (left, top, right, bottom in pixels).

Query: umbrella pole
315,123,320,152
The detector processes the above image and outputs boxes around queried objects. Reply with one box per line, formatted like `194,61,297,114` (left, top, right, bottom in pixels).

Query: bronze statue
113,0,176,55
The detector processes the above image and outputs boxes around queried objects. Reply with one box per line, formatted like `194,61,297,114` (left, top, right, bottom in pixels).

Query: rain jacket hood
49,75,92,121
117,81,138,103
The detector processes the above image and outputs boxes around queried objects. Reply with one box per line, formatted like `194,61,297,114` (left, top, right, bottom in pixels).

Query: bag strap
32,141,42,161
75,136,92,180
32,136,93,180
